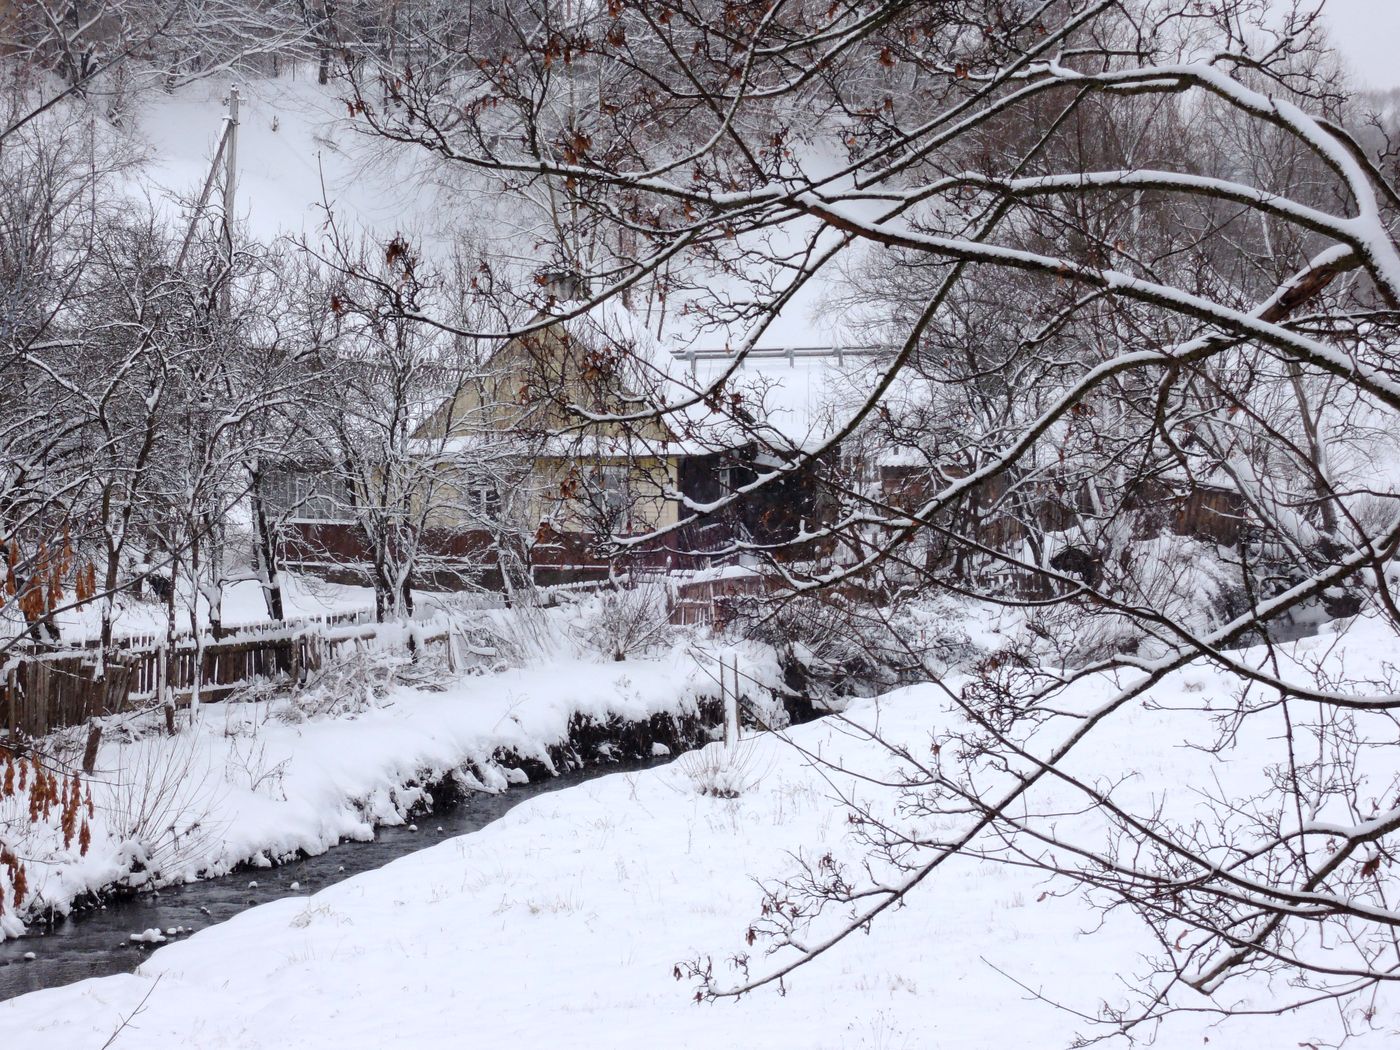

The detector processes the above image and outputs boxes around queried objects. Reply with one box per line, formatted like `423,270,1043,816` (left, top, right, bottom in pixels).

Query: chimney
539,269,589,304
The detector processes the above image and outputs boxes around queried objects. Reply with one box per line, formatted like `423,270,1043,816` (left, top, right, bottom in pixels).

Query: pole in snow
724,654,739,749
221,86,241,315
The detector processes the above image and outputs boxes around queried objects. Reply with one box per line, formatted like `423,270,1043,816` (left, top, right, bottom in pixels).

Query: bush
677,739,771,798
740,591,977,705
100,731,219,880
572,584,673,661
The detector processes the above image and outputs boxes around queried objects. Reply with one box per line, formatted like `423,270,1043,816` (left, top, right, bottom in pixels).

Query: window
262,468,352,522
466,482,501,521
718,464,743,495
715,463,752,543
599,465,632,531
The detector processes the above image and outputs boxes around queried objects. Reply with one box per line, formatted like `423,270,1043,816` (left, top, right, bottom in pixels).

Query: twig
100,974,162,1050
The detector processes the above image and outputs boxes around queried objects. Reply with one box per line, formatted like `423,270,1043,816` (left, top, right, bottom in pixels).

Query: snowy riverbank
3,618,1395,1048
1,640,781,940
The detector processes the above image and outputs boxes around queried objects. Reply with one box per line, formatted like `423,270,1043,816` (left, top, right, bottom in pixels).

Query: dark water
1263,608,1332,643
0,759,660,1001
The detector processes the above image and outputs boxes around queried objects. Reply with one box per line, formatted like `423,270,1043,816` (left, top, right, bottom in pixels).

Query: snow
4,617,1396,1047
132,74,454,250
672,354,855,452
1,636,781,937
45,573,377,643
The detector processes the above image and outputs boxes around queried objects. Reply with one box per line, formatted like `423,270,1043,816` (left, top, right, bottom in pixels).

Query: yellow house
272,294,833,587
411,302,688,571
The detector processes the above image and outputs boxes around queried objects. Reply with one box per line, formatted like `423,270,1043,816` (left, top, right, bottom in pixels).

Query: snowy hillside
128,74,451,250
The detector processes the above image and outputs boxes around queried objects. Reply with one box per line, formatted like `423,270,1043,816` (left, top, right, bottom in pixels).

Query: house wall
528,454,680,534
414,322,680,539
420,324,675,445
276,318,842,587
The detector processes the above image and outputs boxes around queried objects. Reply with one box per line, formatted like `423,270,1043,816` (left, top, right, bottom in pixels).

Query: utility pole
220,86,240,315
174,85,242,275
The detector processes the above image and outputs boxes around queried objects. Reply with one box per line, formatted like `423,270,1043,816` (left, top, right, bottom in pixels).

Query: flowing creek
0,758,663,1000
0,605,1337,1003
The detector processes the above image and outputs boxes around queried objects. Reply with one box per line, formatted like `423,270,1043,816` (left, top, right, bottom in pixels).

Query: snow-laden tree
0,91,149,655
0,0,310,100
289,224,539,620
0,77,308,695
337,0,1400,1035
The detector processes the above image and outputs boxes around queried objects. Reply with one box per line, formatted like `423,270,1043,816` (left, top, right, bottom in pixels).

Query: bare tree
336,0,1400,1034
289,222,535,620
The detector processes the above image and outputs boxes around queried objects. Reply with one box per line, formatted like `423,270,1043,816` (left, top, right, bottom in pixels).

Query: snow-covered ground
4,619,1394,1048
1,635,779,940
132,73,457,251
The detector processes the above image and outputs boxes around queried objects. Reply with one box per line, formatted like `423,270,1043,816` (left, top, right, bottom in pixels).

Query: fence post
157,643,176,735
34,659,50,737
4,667,14,742
82,720,102,775
724,654,739,749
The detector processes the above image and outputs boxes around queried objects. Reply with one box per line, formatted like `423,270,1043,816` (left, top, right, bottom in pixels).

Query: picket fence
0,613,439,741
1,575,755,742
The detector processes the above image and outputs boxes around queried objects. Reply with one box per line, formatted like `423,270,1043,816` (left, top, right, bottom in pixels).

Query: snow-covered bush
570,583,674,662
481,584,676,666
677,739,771,798
100,731,220,880
742,591,978,705
1025,528,1233,664
279,643,397,720
480,601,570,666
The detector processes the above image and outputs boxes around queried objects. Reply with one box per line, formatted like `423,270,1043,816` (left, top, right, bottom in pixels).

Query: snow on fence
1,577,755,741
58,607,379,652
0,615,457,740
669,573,775,627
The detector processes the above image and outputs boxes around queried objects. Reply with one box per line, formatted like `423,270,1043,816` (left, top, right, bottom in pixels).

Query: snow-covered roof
535,296,873,455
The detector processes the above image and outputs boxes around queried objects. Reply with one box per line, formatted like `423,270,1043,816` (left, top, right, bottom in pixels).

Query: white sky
1323,0,1400,89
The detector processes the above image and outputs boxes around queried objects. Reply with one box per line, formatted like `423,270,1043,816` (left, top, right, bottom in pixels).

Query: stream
0,605,1340,1003
0,758,662,1001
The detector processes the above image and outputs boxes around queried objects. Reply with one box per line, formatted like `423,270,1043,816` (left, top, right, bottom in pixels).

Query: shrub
677,739,771,799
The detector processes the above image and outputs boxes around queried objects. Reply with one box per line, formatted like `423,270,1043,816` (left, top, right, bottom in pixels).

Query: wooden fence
669,573,775,628
2,655,135,741
0,617,413,741
118,633,334,703
1,576,749,741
